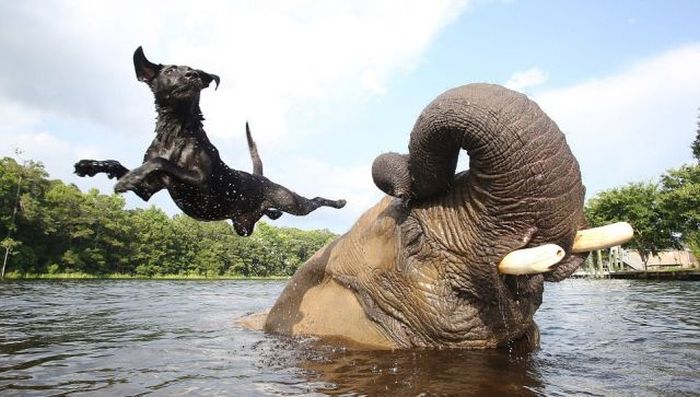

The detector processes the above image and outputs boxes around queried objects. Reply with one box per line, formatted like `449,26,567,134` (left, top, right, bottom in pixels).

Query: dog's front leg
114,157,206,196
74,159,156,201
74,159,129,179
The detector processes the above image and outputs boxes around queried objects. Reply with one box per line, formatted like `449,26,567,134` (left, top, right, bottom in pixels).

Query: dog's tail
246,122,263,176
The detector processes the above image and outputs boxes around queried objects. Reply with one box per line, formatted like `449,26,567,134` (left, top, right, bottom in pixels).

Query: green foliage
586,165,700,263
693,110,700,161
0,157,338,278
659,164,700,258
586,120,700,263
586,182,674,264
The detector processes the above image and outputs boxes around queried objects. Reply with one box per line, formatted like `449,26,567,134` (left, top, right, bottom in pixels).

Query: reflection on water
292,343,541,396
0,279,697,396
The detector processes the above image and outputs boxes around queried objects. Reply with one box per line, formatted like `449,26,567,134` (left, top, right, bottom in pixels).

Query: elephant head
261,83,631,349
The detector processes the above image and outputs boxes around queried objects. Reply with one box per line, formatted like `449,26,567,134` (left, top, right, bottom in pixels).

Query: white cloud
0,0,470,146
0,98,106,190
533,44,700,197
504,67,548,92
0,1,470,233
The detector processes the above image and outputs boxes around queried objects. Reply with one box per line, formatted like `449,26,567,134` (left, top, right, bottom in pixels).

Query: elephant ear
325,197,402,280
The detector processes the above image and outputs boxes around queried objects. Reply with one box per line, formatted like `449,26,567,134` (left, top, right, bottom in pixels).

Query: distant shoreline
1,272,291,281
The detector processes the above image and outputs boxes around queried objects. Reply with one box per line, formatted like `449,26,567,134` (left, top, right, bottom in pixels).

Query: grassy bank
1,272,291,281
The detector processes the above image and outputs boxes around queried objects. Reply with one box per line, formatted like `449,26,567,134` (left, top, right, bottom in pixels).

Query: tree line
2,114,698,277
585,113,700,264
0,157,336,278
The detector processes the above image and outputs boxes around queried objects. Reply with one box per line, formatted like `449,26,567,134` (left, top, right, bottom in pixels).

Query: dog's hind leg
264,209,283,220
263,182,346,216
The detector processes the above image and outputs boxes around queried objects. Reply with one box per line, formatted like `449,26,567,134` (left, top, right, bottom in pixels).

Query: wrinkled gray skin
372,83,587,282
266,83,587,349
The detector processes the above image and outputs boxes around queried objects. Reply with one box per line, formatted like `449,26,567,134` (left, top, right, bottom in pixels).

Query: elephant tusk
572,222,634,253
497,222,633,274
498,244,565,275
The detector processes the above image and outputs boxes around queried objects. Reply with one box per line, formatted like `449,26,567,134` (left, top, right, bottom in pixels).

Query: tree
0,157,51,276
1,237,20,278
128,207,182,276
659,164,700,258
693,109,700,161
585,182,676,268
79,189,132,273
586,117,700,267
170,215,242,277
41,182,94,272
586,165,700,266
1,165,22,278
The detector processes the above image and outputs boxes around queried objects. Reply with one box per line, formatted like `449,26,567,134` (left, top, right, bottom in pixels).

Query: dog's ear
133,46,162,83
198,70,220,90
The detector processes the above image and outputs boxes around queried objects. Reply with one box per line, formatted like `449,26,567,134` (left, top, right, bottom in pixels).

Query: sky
1,0,699,234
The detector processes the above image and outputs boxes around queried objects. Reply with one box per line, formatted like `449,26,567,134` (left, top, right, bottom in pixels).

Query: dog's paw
232,222,253,237
74,159,99,177
334,199,347,209
264,209,283,220
74,159,126,179
102,160,127,179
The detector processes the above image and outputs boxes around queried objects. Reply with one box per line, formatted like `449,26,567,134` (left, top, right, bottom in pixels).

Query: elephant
248,83,631,350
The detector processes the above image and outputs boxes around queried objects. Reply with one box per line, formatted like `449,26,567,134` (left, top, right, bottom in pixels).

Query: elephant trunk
373,83,585,251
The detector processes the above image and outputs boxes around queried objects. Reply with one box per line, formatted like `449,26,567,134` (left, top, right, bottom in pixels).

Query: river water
0,279,697,396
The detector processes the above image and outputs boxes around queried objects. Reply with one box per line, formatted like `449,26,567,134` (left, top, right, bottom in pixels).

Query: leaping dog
75,47,346,236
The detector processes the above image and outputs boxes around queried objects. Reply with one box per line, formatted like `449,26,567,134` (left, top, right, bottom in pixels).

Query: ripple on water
0,279,698,396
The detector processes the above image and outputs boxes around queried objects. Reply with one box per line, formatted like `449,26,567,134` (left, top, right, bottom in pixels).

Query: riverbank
0,272,291,281
572,268,700,281
608,269,700,281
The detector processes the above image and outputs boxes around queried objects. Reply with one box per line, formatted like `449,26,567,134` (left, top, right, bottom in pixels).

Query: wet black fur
74,47,345,236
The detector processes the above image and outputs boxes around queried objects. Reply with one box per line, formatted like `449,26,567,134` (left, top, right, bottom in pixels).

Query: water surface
0,279,697,396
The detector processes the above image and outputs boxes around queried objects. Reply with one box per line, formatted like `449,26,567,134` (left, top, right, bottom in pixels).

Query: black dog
75,47,345,236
